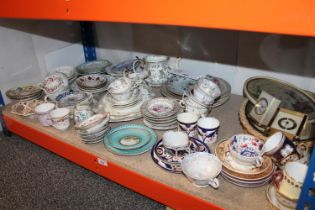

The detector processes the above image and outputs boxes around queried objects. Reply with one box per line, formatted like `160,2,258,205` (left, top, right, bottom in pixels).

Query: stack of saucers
104,124,157,156
76,74,108,95
6,85,43,102
141,97,181,130
75,112,110,144
215,140,275,188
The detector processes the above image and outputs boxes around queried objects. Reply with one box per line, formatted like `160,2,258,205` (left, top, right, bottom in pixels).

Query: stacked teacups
215,135,275,187
181,152,222,189
181,75,221,117
266,161,308,209
75,112,110,144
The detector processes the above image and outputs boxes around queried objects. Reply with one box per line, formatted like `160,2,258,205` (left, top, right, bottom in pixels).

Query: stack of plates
76,113,110,144
215,140,274,188
104,124,157,155
76,60,112,75
6,85,43,101
76,74,108,94
141,97,182,130
151,138,211,173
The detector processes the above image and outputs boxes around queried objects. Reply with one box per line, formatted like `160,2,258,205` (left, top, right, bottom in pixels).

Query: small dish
76,74,107,89
104,124,157,156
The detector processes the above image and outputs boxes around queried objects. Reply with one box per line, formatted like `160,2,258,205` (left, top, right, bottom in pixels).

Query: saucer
143,97,180,118
266,185,295,210
166,74,196,96
104,124,157,156
215,140,274,179
151,138,210,173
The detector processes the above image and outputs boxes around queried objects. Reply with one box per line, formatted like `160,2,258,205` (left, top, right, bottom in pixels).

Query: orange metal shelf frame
1,0,315,37
3,114,223,210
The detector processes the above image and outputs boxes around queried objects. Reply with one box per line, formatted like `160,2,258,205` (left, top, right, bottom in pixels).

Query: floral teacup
229,134,264,167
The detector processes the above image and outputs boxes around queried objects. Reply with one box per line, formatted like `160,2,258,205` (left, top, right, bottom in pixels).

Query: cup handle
255,156,263,167
272,170,283,189
44,95,49,102
209,178,220,189
179,100,186,109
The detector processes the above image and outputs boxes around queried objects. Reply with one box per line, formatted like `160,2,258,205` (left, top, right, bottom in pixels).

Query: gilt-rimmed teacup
177,112,199,137
197,117,220,145
50,108,70,130
263,132,299,166
229,134,264,167
272,161,308,201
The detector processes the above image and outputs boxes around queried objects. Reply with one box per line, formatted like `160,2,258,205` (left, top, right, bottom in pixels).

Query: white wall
1,20,314,103
94,23,315,95
0,19,82,103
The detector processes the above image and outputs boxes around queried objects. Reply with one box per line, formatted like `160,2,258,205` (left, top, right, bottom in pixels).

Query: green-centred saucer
104,124,157,155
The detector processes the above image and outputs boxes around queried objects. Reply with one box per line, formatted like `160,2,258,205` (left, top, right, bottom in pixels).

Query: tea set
5,55,312,206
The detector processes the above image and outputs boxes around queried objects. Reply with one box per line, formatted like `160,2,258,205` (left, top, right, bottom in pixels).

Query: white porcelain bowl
181,152,222,188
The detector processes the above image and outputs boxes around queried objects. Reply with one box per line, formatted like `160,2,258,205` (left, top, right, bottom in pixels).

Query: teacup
229,134,264,167
197,117,220,144
163,131,189,151
181,152,222,189
34,102,55,126
195,76,221,99
108,77,136,101
192,87,216,105
263,132,299,166
177,112,199,137
272,161,308,201
179,98,209,117
74,104,93,125
50,108,70,130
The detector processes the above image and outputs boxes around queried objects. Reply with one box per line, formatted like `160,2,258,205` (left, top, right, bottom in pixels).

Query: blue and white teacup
197,117,220,145
177,112,200,137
